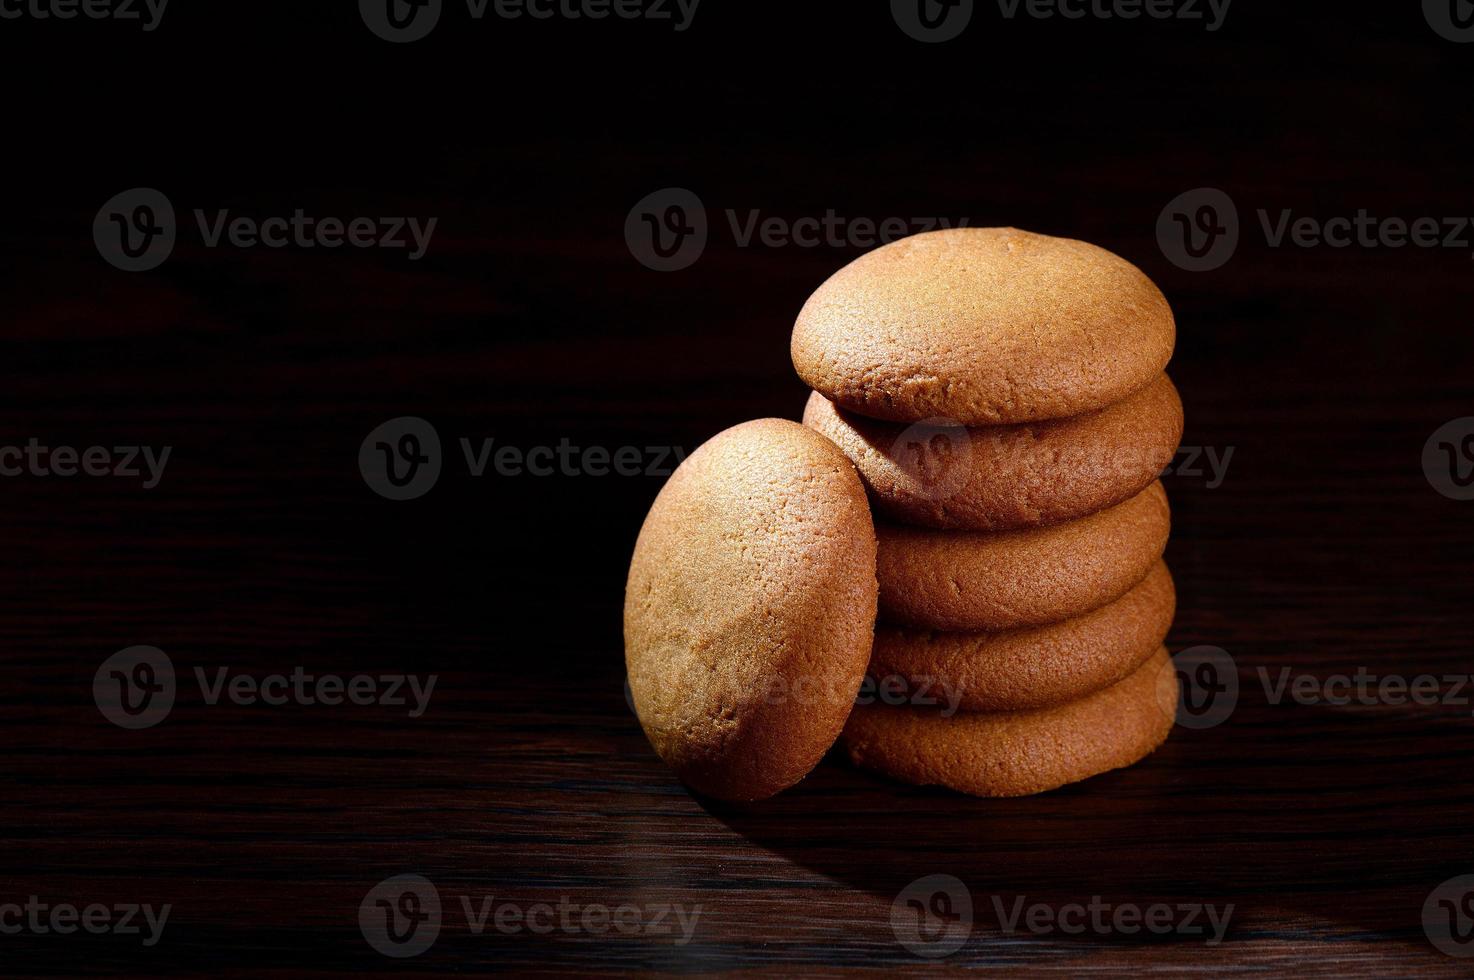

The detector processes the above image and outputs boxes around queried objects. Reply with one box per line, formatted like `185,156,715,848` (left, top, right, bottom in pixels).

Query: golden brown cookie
791,227,1175,425
843,646,1177,797
802,373,1183,531
877,480,1170,631
870,561,1175,712
623,418,878,802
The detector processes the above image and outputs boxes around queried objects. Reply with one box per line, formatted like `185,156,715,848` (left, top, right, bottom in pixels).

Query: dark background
2,0,1473,974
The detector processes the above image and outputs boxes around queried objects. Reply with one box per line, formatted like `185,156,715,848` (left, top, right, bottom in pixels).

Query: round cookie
870,561,1175,712
877,480,1170,631
624,418,878,802
844,646,1178,797
791,227,1175,425
803,373,1183,531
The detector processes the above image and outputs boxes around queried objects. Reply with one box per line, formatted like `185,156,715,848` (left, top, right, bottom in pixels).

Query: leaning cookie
624,418,878,802
877,480,1170,631
803,373,1183,531
844,647,1178,797
792,227,1175,425
871,561,1175,712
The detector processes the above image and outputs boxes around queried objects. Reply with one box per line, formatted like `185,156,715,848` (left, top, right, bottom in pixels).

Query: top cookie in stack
795,226,1181,532
793,226,1174,427
793,227,1183,797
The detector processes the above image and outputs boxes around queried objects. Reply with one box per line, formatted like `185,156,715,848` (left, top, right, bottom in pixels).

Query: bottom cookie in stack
844,646,1179,798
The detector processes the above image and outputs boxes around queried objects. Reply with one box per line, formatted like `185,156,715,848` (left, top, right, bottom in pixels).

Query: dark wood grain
2,1,1474,974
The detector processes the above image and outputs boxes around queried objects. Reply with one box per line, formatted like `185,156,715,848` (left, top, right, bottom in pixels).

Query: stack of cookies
794,227,1182,797
624,226,1184,803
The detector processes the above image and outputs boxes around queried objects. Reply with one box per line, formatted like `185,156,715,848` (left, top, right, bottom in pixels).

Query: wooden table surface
2,2,1473,975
